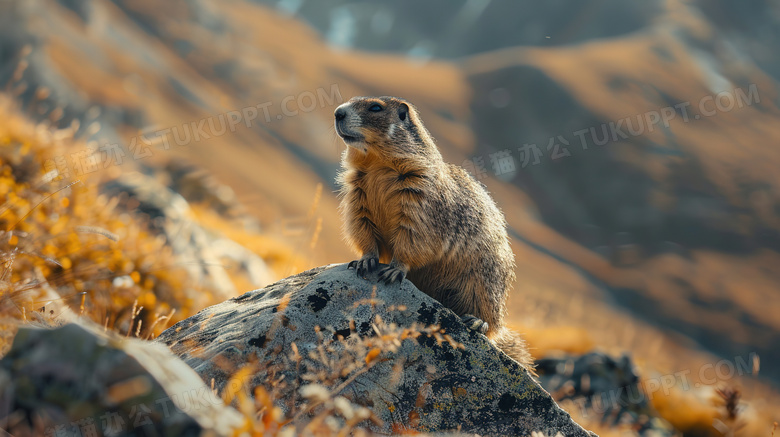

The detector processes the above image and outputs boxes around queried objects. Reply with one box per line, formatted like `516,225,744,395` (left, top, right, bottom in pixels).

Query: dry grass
206,306,459,436
0,94,254,350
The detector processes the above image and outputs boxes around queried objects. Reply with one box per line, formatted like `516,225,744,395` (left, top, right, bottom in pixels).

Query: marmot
334,96,533,369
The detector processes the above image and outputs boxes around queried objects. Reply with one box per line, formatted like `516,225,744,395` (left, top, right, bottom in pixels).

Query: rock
0,323,242,436
536,352,678,436
103,172,274,299
157,264,597,436
164,161,256,228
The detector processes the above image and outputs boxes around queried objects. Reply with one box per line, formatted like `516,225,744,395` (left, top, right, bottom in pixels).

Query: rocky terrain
157,264,596,435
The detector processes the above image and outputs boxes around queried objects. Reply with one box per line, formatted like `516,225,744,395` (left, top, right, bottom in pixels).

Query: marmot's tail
492,328,537,376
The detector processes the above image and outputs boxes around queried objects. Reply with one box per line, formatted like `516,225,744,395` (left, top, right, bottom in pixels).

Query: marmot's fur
334,96,532,369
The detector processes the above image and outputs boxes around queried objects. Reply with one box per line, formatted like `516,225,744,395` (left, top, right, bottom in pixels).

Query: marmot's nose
335,107,347,121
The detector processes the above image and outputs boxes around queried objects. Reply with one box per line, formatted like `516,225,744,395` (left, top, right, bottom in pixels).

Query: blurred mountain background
1,0,779,434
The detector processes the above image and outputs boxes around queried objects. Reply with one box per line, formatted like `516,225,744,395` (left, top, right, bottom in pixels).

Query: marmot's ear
398,103,409,122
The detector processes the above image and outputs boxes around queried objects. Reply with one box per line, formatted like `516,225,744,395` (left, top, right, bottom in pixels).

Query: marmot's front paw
462,314,489,334
377,265,406,284
348,255,378,277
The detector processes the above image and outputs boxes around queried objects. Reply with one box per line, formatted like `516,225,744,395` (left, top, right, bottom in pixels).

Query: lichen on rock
157,263,597,436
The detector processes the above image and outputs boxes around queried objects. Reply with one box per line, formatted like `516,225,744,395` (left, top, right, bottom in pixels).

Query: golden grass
0,94,235,350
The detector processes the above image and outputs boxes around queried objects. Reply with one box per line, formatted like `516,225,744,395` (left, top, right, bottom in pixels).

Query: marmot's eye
368,104,383,112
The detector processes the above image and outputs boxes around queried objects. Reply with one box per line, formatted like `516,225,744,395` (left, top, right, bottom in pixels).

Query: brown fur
334,96,533,369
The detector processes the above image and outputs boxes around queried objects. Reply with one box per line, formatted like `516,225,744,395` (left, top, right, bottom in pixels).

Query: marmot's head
335,96,436,158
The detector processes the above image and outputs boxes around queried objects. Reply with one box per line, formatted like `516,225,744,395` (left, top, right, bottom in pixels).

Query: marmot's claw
462,314,489,334
378,265,406,284
348,256,379,278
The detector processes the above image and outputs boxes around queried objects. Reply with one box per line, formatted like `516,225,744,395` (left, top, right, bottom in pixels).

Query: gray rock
0,323,242,436
103,172,274,299
536,352,679,436
157,264,597,436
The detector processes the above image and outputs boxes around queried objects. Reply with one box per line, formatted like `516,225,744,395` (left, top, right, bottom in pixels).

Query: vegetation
0,96,199,348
